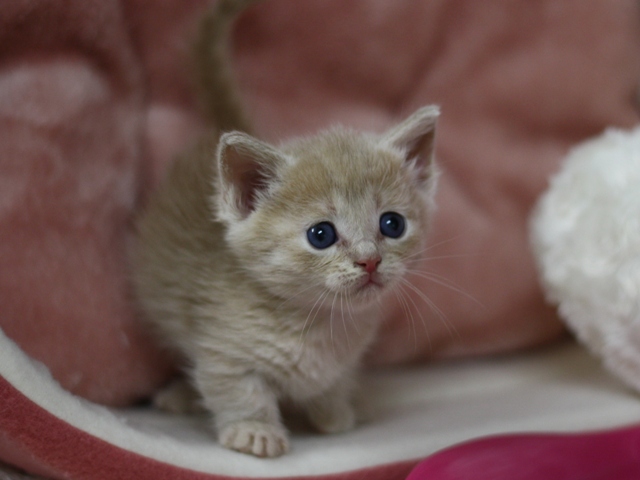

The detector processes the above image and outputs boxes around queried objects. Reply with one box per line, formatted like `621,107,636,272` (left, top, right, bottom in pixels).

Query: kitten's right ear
216,132,287,223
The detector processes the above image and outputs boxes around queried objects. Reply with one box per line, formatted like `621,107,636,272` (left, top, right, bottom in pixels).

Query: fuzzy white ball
531,126,640,391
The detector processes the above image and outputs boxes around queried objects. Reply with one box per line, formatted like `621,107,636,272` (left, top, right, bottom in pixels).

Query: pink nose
355,257,381,274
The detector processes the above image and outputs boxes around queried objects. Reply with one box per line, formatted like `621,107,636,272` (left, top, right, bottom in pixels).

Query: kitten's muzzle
354,260,384,292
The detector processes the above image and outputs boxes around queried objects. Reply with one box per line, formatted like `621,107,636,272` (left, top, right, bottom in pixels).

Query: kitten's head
214,106,439,311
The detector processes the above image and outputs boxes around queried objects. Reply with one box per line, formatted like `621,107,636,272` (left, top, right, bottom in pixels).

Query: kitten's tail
193,0,261,134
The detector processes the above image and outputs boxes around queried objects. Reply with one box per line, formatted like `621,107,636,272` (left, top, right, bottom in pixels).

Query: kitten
133,0,440,458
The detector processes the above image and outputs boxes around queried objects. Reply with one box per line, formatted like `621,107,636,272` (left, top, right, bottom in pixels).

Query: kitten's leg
195,371,289,457
154,377,205,414
304,377,356,434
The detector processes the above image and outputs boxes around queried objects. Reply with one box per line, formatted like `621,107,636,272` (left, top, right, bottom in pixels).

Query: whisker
298,288,330,350
399,278,460,342
394,289,418,354
329,291,339,354
418,253,478,263
405,269,485,311
345,294,360,336
273,283,322,312
399,234,467,262
398,284,431,354
340,292,351,351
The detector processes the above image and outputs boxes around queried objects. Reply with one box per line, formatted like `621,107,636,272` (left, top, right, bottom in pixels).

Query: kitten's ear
381,105,440,184
216,132,287,222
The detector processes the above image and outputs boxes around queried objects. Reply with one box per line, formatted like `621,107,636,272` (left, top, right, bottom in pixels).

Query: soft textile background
0,0,638,406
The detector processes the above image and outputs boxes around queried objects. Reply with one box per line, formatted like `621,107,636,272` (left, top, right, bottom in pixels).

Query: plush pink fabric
0,0,639,406
0,376,416,480
407,426,640,480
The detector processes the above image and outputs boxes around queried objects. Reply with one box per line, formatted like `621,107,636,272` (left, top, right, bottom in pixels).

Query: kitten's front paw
308,401,356,434
154,378,205,414
219,421,289,458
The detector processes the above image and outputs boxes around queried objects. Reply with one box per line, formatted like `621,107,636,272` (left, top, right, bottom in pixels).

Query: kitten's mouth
355,274,384,292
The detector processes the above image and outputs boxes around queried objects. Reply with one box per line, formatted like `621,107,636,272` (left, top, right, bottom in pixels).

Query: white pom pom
531,125,640,391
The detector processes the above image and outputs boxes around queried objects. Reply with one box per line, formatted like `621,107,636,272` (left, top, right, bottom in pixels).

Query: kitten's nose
355,257,381,274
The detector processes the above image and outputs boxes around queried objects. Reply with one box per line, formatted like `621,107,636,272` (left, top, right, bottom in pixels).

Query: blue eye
380,212,405,238
307,222,337,249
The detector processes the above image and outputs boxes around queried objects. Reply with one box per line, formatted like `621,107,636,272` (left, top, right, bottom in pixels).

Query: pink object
2,0,638,407
407,426,640,480
3,326,640,478
1,0,640,478
0,375,415,480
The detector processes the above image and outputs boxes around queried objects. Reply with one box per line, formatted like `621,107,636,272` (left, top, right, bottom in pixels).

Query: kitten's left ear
381,105,440,184
216,132,287,223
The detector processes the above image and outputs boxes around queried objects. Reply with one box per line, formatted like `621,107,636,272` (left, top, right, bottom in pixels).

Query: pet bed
3,327,640,479
2,1,640,478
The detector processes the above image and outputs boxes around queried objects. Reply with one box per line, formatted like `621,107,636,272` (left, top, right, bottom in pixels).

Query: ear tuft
216,132,287,222
382,105,440,184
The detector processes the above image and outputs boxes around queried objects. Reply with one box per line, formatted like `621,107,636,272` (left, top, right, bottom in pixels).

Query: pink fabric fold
1,0,638,423
408,425,640,480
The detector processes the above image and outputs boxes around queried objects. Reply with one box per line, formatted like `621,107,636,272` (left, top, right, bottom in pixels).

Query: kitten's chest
269,310,380,399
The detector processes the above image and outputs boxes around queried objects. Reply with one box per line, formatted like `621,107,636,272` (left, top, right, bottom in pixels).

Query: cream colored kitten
133,0,439,458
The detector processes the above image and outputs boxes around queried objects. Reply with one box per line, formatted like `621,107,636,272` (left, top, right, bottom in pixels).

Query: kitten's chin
347,276,393,307
356,278,384,295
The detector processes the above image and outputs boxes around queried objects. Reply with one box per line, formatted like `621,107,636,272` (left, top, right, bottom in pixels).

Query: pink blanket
2,0,639,406
0,2,639,475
